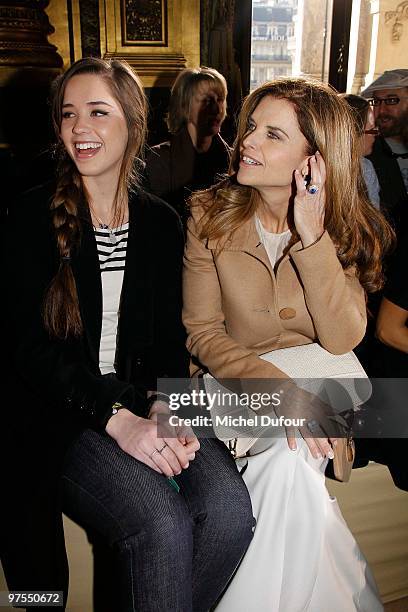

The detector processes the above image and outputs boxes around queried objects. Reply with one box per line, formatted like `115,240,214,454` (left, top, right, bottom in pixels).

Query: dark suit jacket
2,183,189,594
143,126,231,221
367,136,408,233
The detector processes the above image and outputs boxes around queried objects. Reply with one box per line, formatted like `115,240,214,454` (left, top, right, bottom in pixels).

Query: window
251,0,332,90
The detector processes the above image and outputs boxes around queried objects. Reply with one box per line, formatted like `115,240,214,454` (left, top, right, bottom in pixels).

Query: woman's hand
149,399,200,462
276,384,339,459
286,427,336,460
294,152,326,248
106,407,198,477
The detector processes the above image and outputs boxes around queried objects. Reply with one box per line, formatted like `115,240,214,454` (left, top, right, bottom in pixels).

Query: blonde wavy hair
194,78,394,292
167,66,227,134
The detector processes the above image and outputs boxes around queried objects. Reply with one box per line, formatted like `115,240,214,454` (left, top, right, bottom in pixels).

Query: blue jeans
61,431,254,612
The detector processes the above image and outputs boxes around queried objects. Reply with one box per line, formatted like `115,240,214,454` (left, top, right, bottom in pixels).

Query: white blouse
255,215,292,268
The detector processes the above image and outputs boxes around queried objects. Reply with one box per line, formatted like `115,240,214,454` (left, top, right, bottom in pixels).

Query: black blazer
2,184,190,592
6,183,189,431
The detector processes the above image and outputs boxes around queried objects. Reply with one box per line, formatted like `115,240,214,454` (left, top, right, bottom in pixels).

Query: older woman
183,78,393,611
143,66,230,222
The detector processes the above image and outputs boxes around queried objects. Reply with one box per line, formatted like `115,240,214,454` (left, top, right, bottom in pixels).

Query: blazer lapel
208,216,273,273
118,190,154,353
70,191,155,376
71,220,102,366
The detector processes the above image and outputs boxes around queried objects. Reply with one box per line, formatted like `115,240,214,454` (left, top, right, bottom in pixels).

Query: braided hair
44,58,147,339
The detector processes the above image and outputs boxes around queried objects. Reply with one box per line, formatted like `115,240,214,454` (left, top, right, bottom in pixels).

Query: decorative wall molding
103,52,185,70
0,1,63,68
99,0,199,87
385,0,408,42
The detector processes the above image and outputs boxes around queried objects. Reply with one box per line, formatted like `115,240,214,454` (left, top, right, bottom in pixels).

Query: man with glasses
362,69,408,233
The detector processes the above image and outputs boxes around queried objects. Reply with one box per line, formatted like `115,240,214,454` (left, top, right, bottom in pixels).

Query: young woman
3,58,253,611
183,78,393,611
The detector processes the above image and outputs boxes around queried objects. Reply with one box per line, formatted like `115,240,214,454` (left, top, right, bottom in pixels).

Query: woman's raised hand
293,151,326,248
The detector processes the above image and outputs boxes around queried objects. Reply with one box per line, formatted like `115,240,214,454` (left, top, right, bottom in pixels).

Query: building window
251,0,333,90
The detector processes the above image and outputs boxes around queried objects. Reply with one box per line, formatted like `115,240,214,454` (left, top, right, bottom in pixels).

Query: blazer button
279,307,296,320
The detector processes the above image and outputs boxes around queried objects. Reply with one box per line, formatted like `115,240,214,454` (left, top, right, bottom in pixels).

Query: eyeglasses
368,96,408,107
364,128,379,135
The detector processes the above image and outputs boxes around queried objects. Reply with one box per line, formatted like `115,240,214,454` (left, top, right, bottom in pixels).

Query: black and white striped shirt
94,223,129,272
94,223,129,374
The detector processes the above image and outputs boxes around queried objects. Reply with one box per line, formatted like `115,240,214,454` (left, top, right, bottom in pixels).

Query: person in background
354,235,408,493
340,94,383,377
342,93,380,208
2,58,253,611
341,92,405,487
371,235,408,491
377,236,408,370
362,69,408,233
143,66,230,223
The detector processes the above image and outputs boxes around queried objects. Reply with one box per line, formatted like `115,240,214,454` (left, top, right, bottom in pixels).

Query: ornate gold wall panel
71,0,83,62
99,0,200,87
0,0,63,86
46,0,82,69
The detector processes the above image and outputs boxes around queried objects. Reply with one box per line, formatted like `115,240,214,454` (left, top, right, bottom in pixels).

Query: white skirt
215,434,383,612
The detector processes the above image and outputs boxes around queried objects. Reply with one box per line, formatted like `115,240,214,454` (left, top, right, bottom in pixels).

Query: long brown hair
44,57,147,339
194,78,394,292
340,93,370,138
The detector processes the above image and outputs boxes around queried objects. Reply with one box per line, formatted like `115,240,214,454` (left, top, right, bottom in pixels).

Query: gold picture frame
121,0,168,46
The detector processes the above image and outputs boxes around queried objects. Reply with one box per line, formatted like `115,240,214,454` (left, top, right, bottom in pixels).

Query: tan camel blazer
183,207,367,382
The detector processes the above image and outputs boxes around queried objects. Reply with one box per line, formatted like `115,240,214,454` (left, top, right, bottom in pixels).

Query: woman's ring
307,184,319,195
149,449,160,459
158,443,168,454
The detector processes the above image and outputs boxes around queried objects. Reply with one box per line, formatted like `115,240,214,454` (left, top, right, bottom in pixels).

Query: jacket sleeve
289,231,367,355
183,210,289,381
146,202,190,386
6,194,134,429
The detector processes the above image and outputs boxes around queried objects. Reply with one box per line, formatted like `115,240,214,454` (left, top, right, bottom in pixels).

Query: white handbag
204,342,371,462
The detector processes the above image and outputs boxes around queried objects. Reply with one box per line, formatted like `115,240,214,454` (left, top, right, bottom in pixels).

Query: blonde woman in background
143,66,230,222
